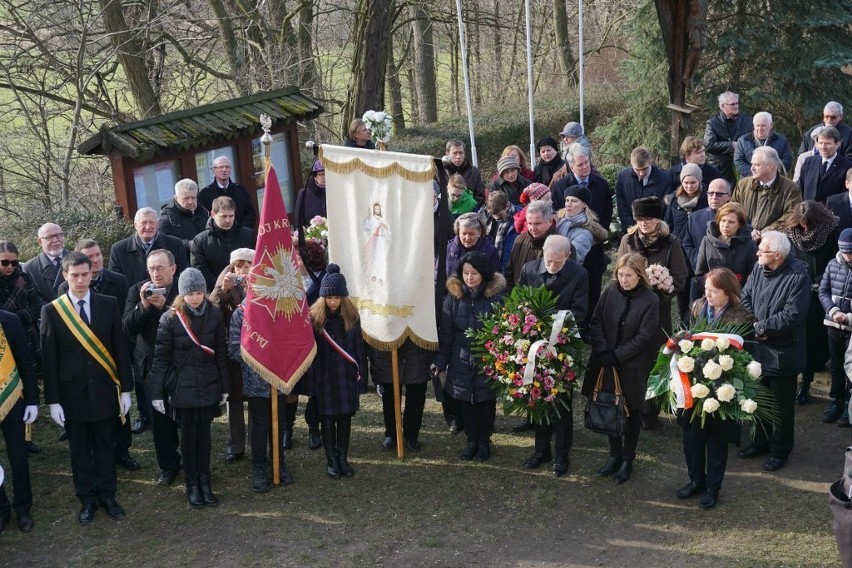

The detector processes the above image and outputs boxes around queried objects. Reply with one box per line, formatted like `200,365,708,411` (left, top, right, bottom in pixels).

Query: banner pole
392,347,404,458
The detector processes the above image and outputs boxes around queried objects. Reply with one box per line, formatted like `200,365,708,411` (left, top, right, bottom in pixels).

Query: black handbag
584,367,629,436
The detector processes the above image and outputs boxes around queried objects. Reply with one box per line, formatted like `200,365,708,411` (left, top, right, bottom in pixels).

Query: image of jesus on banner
361,201,391,287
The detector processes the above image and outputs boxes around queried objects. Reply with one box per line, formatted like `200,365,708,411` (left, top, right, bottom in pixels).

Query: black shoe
186,482,204,508
308,429,322,450
796,383,811,405
838,407,851,428
115,454,141,471
477,443,491,461
382,436,394,450
279,464,296,487
763,456,786,472
512,418,532,433
675,481,705,499
282,429,293,451
57,428,68,442
523,451,553,469
405,439,421,451
737,445,768,459
823,403,844,423
26,441,42,454
131,416,149,435
225,452,244,464
198,474,218,506
77,503,96,525
597,456,622,477
157,469,179,486
98,499,125,520
461,442,478,461
614,460,633,484
699,489,719,510
552,459,569,477
16,512,34,532
337,451,354,477
251,462,271,493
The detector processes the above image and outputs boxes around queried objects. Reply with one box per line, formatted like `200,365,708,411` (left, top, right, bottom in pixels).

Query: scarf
0,269,30,312
676,192,700,212
785,216,838,253
186,301,208,317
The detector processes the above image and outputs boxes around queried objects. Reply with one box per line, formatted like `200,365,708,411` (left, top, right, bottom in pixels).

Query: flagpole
260,113,281,487
392,349,404,458
454,0,478,167
524,0,536,167
578,0,585,129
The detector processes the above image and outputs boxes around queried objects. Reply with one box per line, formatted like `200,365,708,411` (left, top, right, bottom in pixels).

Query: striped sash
321,329,361,381
0,325,21,422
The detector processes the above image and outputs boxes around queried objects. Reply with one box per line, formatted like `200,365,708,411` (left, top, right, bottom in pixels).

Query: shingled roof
78,86,323,161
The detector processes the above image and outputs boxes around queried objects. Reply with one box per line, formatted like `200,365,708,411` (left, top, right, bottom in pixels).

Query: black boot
321,418,341,479
597,456,622,477
283,401,298,448
186,478,203,508
279,456,296,486
198,473,219,506
336,417,354,477
281,429,294,451
251,462,271,493
614,459,633,484
796,382,811,405
461,439,478,460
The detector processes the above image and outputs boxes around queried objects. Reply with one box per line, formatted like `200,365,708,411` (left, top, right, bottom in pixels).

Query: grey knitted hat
178,267,207,296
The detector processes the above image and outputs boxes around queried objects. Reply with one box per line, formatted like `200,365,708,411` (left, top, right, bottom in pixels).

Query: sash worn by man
41,252,132,525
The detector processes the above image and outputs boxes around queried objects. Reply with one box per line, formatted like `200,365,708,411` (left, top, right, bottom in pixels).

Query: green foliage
0,204,134,261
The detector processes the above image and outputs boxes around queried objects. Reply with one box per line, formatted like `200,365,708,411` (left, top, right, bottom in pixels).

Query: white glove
120,392,132,416
152,399,166,415
221,393,229,404
49,403,65,427
22,405,38,424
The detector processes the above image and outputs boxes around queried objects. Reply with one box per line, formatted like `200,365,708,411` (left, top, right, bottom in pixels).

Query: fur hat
632,196,664,220
320,264,349,297
536,136,559,154
680,162,703,182
497,156,521,175
560,122,584,138
230,248,254,264
178,267,207,296
839,229,852,254
563,184,591,206
521,182,551,204
457,251,494,283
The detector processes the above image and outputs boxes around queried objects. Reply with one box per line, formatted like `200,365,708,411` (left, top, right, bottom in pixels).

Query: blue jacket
445,235,501,279
819,252,852,318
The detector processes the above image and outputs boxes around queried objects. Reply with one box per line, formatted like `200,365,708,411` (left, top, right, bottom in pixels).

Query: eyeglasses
39,232,63,241
147,265,172,273
0,259,19,267
723,102,739,107
707,192,730,197
757,249,778,255
824,115,839,120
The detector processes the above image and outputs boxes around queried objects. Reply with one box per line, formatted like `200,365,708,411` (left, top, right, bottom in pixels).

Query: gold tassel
319,148,436,183
361,328,438,352
241,344,317,396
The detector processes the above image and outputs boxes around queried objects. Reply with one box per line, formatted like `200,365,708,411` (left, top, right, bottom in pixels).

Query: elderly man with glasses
799,102,852,160
198,156,257,230
22,223,69,303
704,91,753,184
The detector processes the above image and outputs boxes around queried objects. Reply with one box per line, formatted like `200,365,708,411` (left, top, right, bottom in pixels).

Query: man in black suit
21,222,69,303
59,239,137,471
0,310,38,533
159,179,209,252
799,127,852,203
517,235,589,477
109,207,187,433
198,156,257,230
122,249,181,486
614,147,672,234
825,169,852,231
41,252,133,525
190,196,256,291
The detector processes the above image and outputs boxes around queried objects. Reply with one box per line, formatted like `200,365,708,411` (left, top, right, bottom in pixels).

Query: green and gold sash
0,325,21,422
52,295,124,422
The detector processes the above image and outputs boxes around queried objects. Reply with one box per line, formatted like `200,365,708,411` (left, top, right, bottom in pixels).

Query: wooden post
392,347,404,458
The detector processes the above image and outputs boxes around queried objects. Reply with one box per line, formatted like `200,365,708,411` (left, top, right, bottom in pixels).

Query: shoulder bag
584,367,629,437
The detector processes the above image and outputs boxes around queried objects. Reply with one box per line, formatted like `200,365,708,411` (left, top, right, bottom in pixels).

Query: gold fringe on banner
241,344,316,395
351,297,415,318
362,327,438,352
319,147,436,183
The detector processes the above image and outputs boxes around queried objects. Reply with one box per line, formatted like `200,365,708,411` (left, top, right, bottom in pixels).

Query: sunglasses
0,259,19,267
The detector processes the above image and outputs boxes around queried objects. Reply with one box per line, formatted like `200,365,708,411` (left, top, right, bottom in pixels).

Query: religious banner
0,325,21,422
319,145,438,350
241,161,316,393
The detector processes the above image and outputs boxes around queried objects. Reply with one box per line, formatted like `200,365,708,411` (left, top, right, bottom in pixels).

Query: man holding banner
41,252,133,525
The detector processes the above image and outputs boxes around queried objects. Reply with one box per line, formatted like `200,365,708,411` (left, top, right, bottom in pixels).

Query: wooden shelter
78,87,324,223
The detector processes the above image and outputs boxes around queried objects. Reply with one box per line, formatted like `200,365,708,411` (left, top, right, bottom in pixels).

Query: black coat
22,250,68,303
159,199,209,251
487,175,531,206
733,132,794,178
582,282,659,413
695,222,757,286
614,165,672,233
518,258,589,324
703,111,753,181
122,280,179,380
534,156,565,187
669,162,723,195
0,268,44,352
826,192,852,230
41,293,133,422
435,273,506,404
799,154,852,203
294,178,327,230
147,303,230,408
109,233,188,287
664,192,709,244
800,121,852,159
198,179,257,230
190,220,256,290
550,172,613,229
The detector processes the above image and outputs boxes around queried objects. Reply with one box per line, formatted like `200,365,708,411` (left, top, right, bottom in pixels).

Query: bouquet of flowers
362,110,393,145
468,286,586,425
646,263,674,295
303,215,328,247
646,323,778,432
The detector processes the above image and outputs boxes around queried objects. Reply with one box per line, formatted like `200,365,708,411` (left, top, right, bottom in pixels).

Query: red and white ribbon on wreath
522,310,570,386
174,310,215,356
322,329,361,381
666,332,744,409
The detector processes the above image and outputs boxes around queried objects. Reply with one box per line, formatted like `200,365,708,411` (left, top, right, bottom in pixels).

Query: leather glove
598,350,617,368
152,400,166,415
49,403,65,427
22,405,38,424
221,393,229,404
120,392,132,416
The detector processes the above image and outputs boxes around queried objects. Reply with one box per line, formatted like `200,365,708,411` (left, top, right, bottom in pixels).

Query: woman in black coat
433,251,506,461
678,267,754,510
695,202,758,292
149,268,230,508
582,253,659,483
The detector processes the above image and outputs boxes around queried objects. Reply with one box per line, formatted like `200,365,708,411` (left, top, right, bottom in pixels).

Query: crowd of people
1,100,851,534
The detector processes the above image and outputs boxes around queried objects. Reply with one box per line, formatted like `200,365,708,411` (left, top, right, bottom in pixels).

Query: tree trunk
296,0,318,93
553,0,575,82
412,4,437,123
386,36,405,131
493,0,502,96
98,0,162,118
343,0,395,134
